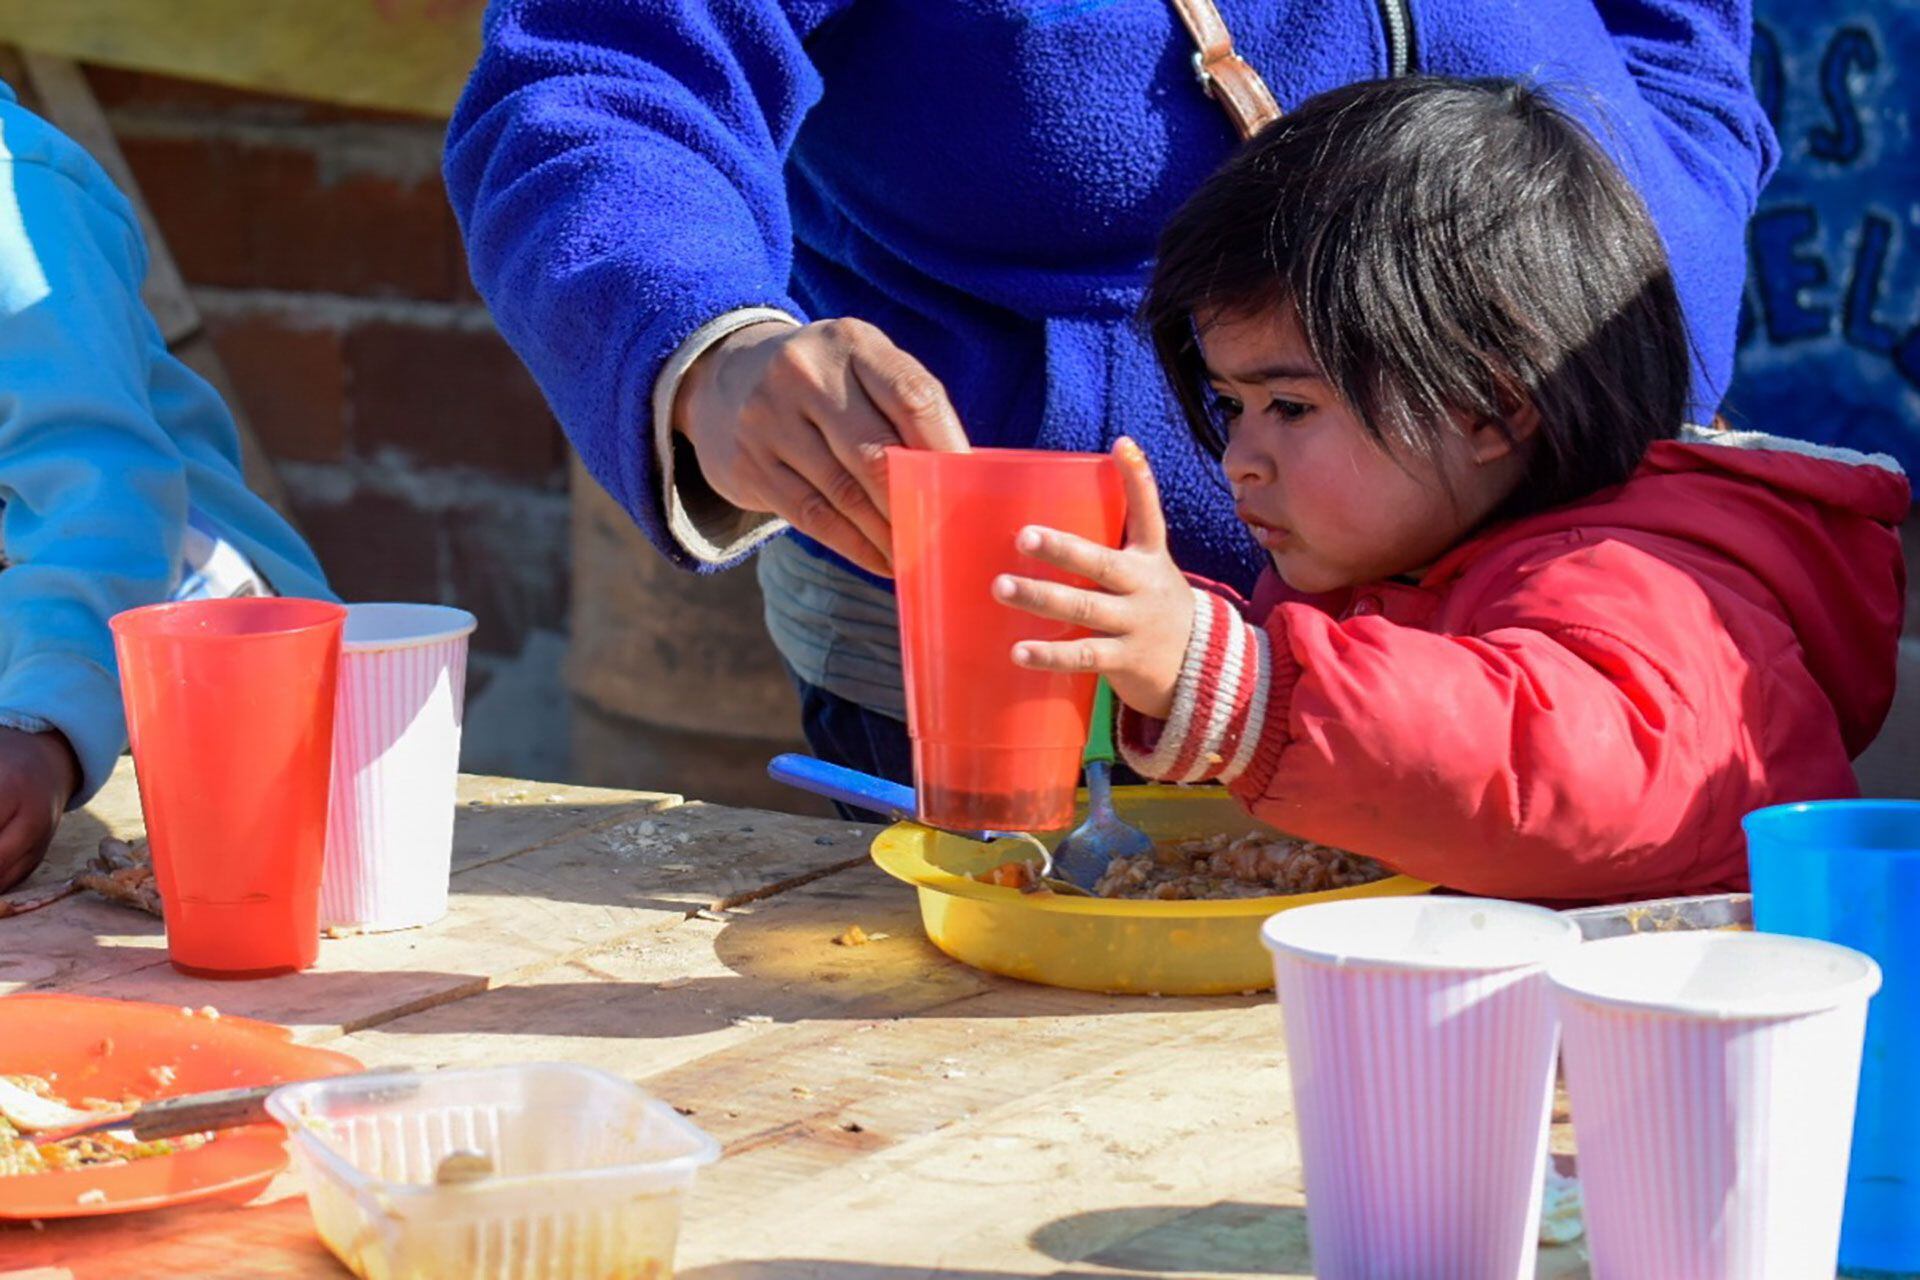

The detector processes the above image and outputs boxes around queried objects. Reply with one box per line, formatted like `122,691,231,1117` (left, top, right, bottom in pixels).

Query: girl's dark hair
1144,76,1689,514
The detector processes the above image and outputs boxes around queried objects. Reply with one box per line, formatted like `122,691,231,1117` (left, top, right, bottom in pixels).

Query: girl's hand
992,438,1193,720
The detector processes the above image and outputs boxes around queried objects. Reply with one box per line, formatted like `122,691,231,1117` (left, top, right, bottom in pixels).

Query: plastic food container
268,1064,720,1280
870,784,1433,995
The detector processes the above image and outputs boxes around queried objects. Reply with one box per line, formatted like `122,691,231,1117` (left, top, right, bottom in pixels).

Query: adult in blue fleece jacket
0,82,332,889
446,1,1775,778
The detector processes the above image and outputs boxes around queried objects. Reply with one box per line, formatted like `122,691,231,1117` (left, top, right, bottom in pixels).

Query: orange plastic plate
0,993,359,1219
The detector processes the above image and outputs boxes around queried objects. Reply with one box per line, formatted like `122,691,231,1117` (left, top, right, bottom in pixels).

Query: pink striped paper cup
1262,897,1582,1280
320,603,477,932
1549,932,1881,1280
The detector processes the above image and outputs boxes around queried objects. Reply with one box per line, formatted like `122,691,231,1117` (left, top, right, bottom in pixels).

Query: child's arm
1000,452,1789,901
1114,543,1788,902
0,136,194,833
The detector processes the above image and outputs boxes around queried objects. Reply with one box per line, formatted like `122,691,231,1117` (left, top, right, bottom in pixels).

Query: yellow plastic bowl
870,785,1432,995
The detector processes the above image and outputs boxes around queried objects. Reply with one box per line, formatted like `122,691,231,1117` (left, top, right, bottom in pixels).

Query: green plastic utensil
1051,678,1156,891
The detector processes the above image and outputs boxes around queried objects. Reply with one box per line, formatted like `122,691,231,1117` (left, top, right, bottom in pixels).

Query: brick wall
90,67,573,776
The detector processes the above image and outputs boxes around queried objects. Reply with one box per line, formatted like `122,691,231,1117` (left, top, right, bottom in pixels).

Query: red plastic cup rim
884,445,1116,469
110,596,348,641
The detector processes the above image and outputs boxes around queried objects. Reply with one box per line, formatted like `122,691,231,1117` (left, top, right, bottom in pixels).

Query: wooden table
0,763,1589,1279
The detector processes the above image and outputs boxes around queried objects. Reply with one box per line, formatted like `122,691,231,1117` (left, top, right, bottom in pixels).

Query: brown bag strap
1167,0,1282,140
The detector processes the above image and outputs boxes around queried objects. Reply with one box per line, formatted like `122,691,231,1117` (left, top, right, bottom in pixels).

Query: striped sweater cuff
1118,587,1273,785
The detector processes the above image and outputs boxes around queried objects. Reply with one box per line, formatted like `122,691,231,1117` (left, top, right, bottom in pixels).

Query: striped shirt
756,534,905,721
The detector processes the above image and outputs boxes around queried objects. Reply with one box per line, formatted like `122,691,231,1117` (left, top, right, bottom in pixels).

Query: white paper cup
1262,897,1583,1280
1548,932,1882,1280
320,603,476,932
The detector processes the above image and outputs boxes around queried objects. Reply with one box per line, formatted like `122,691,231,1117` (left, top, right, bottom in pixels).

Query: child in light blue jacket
0,81,332,890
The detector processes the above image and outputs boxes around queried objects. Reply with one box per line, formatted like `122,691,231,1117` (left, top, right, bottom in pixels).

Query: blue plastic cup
1746,801,1920,1278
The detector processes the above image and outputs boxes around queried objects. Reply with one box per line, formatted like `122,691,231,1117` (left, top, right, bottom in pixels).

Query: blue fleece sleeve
445,0,853,570
1594,0,1778,413
0,156,188,806
1598,0,1777,207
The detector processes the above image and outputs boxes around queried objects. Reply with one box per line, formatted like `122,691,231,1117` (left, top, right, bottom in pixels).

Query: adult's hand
0,727,79,893
671,318,969,576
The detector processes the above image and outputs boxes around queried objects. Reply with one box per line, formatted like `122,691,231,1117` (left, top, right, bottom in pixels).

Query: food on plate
0,1075,210,1176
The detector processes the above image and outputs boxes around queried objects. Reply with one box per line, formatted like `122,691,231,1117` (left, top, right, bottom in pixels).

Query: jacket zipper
1375,0,1416,77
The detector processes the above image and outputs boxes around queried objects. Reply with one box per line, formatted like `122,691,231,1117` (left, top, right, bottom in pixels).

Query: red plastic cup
110,598,347,978
889,446,1127,831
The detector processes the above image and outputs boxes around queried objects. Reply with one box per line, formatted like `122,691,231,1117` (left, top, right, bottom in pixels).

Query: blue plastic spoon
765,754,1087,893
766,754,1010,841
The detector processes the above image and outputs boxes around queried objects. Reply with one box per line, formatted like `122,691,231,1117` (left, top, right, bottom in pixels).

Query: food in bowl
976,832,1390,900
1096,832,1390,899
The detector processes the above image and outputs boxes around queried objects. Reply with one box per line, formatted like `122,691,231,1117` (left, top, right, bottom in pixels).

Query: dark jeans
788,669,915,823
787,668,1142,824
